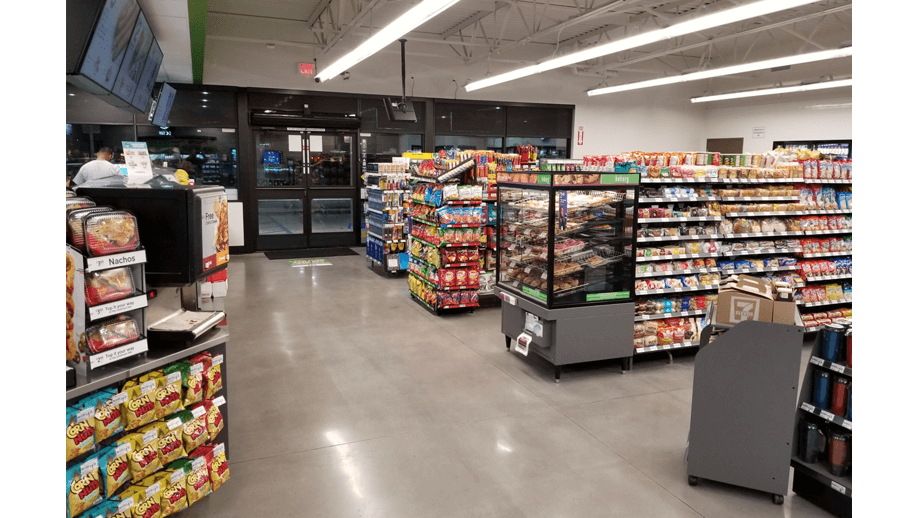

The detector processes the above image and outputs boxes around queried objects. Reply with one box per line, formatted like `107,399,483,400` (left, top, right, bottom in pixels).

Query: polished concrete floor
186,251,832,518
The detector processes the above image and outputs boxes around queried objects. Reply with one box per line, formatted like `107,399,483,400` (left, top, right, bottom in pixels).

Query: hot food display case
495,171,639,381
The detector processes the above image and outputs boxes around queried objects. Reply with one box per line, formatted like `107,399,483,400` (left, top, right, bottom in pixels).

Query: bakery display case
496,173,640,381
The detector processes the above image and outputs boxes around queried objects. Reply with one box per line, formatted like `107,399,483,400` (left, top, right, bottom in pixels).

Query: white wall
701,91,852,154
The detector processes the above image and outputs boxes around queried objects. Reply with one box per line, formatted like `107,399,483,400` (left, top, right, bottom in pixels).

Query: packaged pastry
85,267,136,305
83,211,140,257
66,197,97,214
86,315,140,354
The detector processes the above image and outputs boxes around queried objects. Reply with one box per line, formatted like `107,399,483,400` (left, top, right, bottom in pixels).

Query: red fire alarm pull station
300,63,315,75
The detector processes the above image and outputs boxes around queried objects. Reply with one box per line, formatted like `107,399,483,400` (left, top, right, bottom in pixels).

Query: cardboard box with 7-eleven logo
716,275,799,326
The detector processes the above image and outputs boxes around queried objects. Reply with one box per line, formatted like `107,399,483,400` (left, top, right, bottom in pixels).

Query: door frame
250,126,361,250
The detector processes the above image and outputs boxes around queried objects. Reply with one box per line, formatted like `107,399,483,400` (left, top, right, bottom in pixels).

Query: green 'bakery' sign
537,174,552,185
600,173,640,185
586,291,630,301
522,286,548,301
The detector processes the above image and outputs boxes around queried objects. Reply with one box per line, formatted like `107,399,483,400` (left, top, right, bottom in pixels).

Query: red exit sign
299,63,314,75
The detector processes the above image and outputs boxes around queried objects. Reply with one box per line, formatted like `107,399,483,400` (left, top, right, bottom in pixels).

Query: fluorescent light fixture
690,79,853,103
466,0,821,92
316,0,461,82
587,47,851,96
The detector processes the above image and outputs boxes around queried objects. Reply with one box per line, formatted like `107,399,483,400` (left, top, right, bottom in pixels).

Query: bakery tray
147,309,226,342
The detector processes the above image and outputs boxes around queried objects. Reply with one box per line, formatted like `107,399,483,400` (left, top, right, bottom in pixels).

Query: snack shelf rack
805,274,852,282
635,284,718,296
636,267,721,278
719,196,800,202
634,339,700,355
407,168,485,314
720,230,851,239
797,297,852,307
800,251,852,259
638,196,718,203
635,309,708,322
636,253,719,262
638,216,723,223
720,265,800,275
637,234,720,243
641,177,808,184
365,163,410,276
723,210,851,217
721,247,803,257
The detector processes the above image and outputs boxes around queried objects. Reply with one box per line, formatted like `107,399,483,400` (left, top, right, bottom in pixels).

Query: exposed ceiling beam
467,0,635,65
440,9,502,39
307,0,334,27
322,0,387,55
575,3,852,76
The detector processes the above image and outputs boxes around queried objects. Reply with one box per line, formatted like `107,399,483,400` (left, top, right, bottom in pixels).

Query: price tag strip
213,395,226,407
88,294,149,321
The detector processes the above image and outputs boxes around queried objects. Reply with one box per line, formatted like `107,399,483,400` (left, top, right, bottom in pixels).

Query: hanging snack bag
93,388,127,441
152,370,185,420
182,456,213,505
67,459,103,518
96,442,133,499
122,378,158,431
75,500,120,518
66,404,96,462
159,464,190,517
157,417,189,465
176,408,210,452
119,432,161,483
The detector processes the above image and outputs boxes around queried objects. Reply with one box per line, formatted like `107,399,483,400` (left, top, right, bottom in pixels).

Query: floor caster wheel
772,494,784,505
688,476,699,486
554,379,560,383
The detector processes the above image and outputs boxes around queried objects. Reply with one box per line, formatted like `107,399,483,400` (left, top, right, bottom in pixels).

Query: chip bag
122,379,158,431
66,404,96,462
181,457,212,505
96,442,133,499
94,388,127,442
195,399,225,442
191,352,224,400
153,371,184,419
75,499,120,518
175,408,209,452
190,443,230,492
119,433,162,483
119,482,163,518
159,464,191,516
157,417,189,465
67,458,103,518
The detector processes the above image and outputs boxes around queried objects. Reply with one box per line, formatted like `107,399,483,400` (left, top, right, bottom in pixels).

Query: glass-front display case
497,175,637,308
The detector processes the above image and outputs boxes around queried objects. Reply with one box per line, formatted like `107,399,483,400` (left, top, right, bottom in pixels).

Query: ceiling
143,0,852,99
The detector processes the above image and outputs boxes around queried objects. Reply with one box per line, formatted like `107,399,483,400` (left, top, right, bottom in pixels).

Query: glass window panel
309,134,353,187
360,100,426,133
258,199,304,235
435,103,505,135
155,89,237,127
435,135,503,152
137,126,241,189
66,124,136,181
506,137,568,159
363,133,422,162
506,106,573,138
311,198,354,233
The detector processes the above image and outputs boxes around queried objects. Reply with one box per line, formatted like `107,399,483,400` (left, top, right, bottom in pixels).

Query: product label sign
842,420,852,430
190,363,204,375
830,481,847,494
587,291,630,301
89,294,148,321
830,363,846,373
600,173,640,184
80,458,99,477
515,332,531,356
213,396,226,407
522,286,548,302
202,193,230,271
115,442,133,458
85,250,147,272
192,457,205,471
88,339,148,369
801,402,816,413
819,410,836,422
191,407,206,419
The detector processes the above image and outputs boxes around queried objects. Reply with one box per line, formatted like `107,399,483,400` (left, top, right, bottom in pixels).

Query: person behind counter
71,146,121,186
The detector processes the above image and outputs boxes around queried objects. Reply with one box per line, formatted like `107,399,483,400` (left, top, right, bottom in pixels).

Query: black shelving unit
790,327,852,517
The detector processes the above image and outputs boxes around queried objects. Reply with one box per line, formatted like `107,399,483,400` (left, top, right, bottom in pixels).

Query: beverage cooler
494,171,639,381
